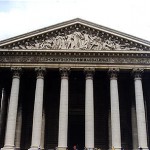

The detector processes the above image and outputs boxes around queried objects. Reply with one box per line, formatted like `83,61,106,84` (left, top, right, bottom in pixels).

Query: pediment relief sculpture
0,19,149,51
10,29,142,51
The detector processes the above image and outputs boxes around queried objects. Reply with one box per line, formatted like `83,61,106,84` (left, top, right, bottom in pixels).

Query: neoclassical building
0,18,150,150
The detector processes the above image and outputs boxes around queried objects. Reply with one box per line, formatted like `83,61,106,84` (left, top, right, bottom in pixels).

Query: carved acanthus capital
84,68,95,79
108,68,119,79
35,67,46,79
59,67,70,78
132,68,144,79
11,67,22,78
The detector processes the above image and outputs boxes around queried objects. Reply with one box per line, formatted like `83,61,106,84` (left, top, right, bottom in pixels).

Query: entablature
0,49,150,69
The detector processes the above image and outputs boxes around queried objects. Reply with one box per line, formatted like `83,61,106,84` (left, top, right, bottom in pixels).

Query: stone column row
57,68,95,150
1,67,46,150
108,68,148,150
1,67,149,150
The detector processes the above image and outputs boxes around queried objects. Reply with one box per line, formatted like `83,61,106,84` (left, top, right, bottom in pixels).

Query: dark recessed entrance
68,111,85,150
68,71,85,150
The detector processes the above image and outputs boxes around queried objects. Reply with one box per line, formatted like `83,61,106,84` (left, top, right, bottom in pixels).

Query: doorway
68,71,85,150
68,111,85,150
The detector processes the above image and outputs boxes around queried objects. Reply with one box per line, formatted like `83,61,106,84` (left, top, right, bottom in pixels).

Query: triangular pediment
0,18,150,51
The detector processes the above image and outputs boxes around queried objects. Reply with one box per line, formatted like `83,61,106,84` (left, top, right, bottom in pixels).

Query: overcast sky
0,0,150,41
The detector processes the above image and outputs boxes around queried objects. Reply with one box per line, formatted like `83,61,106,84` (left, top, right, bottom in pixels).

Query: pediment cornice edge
0,18,150,48
1,49,150,56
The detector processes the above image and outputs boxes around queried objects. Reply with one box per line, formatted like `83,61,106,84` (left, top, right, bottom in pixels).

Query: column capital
84,68,95,79
35,67,46,79
108,68,119,79
11,67,22,78
132,68,144,79
59,67,70,78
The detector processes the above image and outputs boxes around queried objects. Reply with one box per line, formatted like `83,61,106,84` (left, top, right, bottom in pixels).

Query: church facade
0,18,150,150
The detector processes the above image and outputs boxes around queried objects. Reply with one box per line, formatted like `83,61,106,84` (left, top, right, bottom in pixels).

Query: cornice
1,49,150,57
1,49,150,54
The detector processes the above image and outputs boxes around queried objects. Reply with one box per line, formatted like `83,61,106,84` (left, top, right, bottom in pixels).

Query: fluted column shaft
131,104,138,150
30,68,45,150
133,69,148,149
2,68,21,150
15,106,22,150
58,68,70,150
40,110,45,150
85,68,94,150
109,68,121,149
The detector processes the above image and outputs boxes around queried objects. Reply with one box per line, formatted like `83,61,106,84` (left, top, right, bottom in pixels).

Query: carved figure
55,35,63,49
81,32,91,49
102,38,115,50
66,31,75,49
42,38,53,49
60,33,67,49
115,41,121,50
25,42,34,49
90,35,102,50
73,29,83,49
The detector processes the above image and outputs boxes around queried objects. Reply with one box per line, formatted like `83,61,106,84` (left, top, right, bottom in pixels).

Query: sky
0,0,150,42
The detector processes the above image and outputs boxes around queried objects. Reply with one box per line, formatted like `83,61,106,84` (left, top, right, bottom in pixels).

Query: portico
0,18,150,150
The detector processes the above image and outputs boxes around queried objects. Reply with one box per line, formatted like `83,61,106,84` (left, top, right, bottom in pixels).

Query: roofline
0,18,150,47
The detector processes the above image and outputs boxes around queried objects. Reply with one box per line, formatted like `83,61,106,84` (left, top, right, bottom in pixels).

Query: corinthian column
84,68,95,150
109,68,121,149
29,68,45,150
2,68,21,150
133,68,148,149
57,67,70,150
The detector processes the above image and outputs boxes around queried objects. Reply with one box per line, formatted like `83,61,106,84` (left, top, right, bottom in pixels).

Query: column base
111,147,122,150
28,147,40,150
1,146,15,150
56,147,67,150
138,148,149,150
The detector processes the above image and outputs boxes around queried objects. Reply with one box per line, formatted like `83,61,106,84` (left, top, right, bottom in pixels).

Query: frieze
2,27,146,51
0,55,150,65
